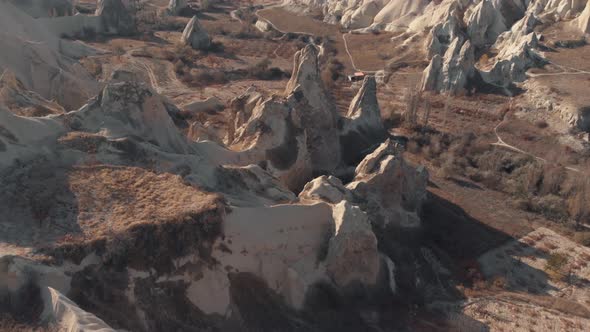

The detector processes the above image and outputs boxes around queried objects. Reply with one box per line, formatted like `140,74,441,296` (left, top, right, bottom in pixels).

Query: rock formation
466,0,507,49
230,97,313,191
181,15,211,50
325,201,380,289
0,1,98,109
168,0,189,16
573,1,590,34
8,0,75,18
285,44,340,173
67,81,190,154
0,4,435,329
340,76,386,164
299,175,351,204
421,38,475,94
347,139,429,228
96,0,136,35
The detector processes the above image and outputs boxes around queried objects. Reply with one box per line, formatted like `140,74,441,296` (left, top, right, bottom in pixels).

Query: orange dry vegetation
67,165,223,239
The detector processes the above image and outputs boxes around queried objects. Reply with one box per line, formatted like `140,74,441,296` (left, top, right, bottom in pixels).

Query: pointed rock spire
340,76,386,165
181,16,211,50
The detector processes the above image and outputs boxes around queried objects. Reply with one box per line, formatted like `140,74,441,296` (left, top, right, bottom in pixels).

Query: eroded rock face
340,76,386,165
421,37,475,94
466,0,507,49
325,201,380,289
0,71,65,117
299,175,351,204
67,81,189,154
230,98,313,191
96,0,136,36
286,44,340,173
8,0,75,18
347,139,429,228
573,1,590,34
181,16,211,50
168,0,188,16
0,1,99,109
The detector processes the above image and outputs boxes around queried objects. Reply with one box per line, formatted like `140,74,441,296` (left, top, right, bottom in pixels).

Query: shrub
567,179,590,226
540,165,566,195
490,275,508,289
534,119,549,129
545,252,569,281
573,232,590,246
531,195,568,221
247,58,271,79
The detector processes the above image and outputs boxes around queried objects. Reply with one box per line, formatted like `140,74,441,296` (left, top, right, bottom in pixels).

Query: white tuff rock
325,201,380,289
96,0,136,35
299,175,351,204
286,44,340,173
348,139,429,228
181,16,211,50
168,0,189,16
340,76,386,165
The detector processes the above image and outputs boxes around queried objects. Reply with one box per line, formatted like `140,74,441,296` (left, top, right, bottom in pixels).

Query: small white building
347,72,366,82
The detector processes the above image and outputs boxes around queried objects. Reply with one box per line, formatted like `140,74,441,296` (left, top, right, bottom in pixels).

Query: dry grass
66,165,222,239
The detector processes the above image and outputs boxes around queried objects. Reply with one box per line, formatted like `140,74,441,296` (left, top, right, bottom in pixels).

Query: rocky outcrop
0,1,99,109
466,0,507,48
421,37,475,94
41,287,116,332
286,44,340,173
0,71,65,116
325,201,380,289
230,98,313,191
8,0,75,18
67,81,189,154
168,0,189,16
96,0,136,36
299,175,351,204
573,1,590,34
0,104,64,167
347,139,429,228
340,76,386,164
479,33,544,89
181,16,211,50
427,13,464,58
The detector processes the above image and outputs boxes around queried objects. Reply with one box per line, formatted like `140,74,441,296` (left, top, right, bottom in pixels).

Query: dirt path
256,7,374,72
527,60,590,78
492,107,583,174
341,33,378,73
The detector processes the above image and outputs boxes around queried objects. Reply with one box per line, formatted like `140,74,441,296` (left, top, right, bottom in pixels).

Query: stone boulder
325,201,380,289
340,76,386,165
347,139,428,228
181,16,211,50
96,0,136,36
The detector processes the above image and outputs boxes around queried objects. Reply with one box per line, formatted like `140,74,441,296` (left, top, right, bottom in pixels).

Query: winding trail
492,109,583,174
526,61,590,78
255,7,377,73
341,33,378,74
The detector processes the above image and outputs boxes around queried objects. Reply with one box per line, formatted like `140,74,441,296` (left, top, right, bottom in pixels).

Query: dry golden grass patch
67,165,222,239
